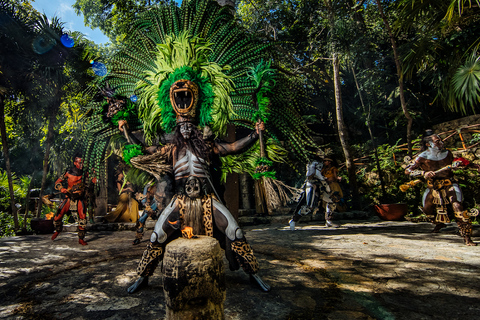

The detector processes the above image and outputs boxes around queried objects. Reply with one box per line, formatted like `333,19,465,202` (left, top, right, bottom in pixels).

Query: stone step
238,210,372,226
61,210,372,232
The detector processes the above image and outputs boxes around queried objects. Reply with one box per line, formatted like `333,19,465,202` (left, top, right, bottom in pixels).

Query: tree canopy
73,0,170,43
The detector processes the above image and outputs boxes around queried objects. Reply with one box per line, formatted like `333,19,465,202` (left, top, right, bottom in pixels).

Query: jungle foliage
1,0,480,235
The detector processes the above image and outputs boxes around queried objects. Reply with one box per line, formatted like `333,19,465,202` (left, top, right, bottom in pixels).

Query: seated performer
103,169,139,223
405,130,476,246
289,152,338,230
51,154,96,245
126,114,270,292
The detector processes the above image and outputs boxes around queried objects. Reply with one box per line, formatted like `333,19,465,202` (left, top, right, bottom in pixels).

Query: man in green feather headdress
81,0,319,295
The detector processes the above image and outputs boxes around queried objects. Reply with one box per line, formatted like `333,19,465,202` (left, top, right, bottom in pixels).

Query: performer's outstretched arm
213,121,264,156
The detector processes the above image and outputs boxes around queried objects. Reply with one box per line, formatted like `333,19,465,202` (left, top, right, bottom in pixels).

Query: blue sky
31,0,110,44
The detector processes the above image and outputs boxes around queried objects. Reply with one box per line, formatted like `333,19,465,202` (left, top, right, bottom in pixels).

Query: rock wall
432,114,480,150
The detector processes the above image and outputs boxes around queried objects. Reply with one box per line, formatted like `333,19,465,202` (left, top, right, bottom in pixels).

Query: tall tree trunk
333,53,359,209
0,96,19,229
351,65,386,200
36,108,58,217
376,0,413,157
22,172,34,231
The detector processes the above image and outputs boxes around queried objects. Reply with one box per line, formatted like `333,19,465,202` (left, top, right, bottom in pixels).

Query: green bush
0,212,32,238
453,167,480,222
0,170,30,212
355,142,422,213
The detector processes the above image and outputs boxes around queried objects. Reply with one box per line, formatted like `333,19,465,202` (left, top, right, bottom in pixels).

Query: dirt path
0,220,478,319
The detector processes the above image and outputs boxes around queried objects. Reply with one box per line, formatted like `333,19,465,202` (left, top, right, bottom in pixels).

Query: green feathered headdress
80,0,317,186
137,32,234,143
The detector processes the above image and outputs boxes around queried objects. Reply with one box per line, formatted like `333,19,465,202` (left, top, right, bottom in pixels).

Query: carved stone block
163,236,226,320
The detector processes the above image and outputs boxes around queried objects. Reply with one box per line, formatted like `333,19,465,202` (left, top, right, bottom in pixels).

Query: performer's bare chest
66,173,82,188
418,150,452,172
173,148,207,179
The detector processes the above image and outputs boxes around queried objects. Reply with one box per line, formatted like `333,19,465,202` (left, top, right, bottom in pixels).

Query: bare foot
464,237,477,246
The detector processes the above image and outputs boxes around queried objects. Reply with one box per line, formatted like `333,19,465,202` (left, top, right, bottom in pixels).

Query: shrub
0,170,30,212
0,212,32,238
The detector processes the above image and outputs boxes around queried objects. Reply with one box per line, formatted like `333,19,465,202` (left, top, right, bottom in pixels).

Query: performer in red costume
405,130,476,246
51,155,96,245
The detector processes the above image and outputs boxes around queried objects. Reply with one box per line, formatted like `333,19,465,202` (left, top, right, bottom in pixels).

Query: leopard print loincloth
176,194,213,237
177,195,186,228
202,195,213,237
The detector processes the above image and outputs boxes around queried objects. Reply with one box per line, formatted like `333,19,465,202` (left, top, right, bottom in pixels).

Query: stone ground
1,215,479,320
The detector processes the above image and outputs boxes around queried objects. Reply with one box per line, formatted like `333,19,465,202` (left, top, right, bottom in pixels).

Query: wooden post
239,173,254,216
95,158,108,217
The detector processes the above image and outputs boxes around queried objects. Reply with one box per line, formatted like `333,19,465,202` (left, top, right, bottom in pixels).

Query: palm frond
451,54,480,113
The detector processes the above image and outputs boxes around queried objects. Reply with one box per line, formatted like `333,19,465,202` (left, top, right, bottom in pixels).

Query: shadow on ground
1,220,479,319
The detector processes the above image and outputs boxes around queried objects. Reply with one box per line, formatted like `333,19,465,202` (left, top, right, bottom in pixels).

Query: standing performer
405,130,476,246
79,0,319,296
321,157,346,216
289,153,337,230
51,155,96,245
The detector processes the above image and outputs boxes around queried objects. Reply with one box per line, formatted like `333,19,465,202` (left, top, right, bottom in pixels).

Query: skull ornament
179,122,194,139
185,176,201,198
